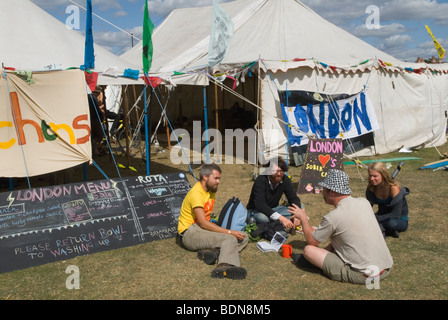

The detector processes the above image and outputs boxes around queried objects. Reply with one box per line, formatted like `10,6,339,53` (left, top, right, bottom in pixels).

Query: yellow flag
425,25,445,60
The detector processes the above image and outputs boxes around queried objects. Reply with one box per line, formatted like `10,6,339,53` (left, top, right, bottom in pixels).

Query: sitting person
177,163,248,280
366,162,410,238
288,169,394,285
88,88,105,156
246,157,302,232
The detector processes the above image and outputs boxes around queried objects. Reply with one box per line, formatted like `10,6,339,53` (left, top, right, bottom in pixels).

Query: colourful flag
425,25,445,60
143,0,155,73
208,0,234,68
81,0,95,70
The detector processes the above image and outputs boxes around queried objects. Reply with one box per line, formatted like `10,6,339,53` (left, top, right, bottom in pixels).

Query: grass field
0,140,447,301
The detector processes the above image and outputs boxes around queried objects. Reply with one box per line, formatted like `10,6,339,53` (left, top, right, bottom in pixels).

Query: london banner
279,90,379,147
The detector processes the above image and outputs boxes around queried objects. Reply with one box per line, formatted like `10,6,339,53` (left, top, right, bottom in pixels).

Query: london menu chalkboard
297,139,344,194
0,172,190,274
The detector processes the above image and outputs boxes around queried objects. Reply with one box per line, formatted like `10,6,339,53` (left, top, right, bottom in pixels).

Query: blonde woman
366,162,409,238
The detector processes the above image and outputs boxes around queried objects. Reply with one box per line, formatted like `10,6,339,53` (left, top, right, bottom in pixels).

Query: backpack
217,197,247,232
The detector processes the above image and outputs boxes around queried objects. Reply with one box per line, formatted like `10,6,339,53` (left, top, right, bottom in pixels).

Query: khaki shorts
322,252,390,285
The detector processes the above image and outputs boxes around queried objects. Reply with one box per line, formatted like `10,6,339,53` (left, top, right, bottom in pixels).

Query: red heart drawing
319,154,330,168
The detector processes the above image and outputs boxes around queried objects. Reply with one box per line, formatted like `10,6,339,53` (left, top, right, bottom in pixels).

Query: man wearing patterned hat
288,169,393,285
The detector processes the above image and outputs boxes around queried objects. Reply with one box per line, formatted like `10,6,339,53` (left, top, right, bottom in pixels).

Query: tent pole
214,81,220,157
144,83,150,175
132,85,141,135
83,162,88,181
203,86,210,163
165,118,171,150
178,86,183,123
122,86,131,167
163,87,171,150
257,60,263,173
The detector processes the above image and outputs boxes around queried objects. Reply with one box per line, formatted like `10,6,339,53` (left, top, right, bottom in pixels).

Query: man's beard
206,181,218,193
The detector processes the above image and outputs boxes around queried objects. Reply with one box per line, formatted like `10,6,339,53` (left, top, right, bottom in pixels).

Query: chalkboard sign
0,172,190,274
297,139,344,194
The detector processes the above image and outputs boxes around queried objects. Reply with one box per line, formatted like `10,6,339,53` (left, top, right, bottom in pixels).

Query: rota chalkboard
297,139,344,194
0,172,190,274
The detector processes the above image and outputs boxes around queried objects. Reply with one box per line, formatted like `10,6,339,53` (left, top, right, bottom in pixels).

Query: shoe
385,230,400,238
291,253,319,271
211,263,247,280
197,248,220,265
391,231,400,238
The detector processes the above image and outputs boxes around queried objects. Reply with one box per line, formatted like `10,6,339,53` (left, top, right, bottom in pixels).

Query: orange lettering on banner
0,121,16,149
4,92,91,149
10,92,45,145
73,115,91,144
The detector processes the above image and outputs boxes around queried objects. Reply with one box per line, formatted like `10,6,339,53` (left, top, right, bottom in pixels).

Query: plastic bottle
248,212,256,225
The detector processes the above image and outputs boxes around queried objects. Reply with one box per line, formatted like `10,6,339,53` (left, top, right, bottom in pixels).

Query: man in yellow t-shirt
178,163,248,280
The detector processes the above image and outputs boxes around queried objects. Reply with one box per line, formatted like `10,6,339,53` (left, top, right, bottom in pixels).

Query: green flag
143,0,154,73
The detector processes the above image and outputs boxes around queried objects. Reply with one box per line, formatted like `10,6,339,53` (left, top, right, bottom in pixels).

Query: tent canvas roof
121,0,403,75
0,0,141,85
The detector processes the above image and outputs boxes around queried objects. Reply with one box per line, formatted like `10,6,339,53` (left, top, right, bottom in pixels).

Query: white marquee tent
122,0,448,162
0,0,145,178
0,0,141,86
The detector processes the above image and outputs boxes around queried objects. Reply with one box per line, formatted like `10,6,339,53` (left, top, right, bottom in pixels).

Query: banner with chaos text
279,90,379,147
0,70,92,177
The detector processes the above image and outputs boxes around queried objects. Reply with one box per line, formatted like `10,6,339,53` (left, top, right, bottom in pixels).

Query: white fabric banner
1,70,92,177
280,91,380,147
208,0,234,68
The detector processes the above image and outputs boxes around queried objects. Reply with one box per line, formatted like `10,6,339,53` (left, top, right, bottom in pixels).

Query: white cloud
31,0,122,11
301,0,375,24
349,22,407,38
378,0,448,25
147,0,232,18
301,0,448,26
376,34,415,61
301,0,448,61
379,34,413,50
115,10,128,17
93,26,143,55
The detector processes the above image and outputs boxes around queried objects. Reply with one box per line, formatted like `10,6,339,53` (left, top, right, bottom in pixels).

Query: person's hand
229,230,246,241
288,203,307,222
279,215,294,229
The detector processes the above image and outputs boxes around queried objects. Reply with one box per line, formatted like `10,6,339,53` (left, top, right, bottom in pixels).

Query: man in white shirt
288,169,393,284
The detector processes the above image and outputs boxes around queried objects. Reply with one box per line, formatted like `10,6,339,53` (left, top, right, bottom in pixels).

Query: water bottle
248,212,256,225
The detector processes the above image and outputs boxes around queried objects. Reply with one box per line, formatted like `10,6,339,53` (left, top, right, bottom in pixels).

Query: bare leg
303,245,330,269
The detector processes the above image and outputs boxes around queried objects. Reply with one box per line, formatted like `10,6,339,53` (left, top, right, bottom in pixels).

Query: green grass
1,142,448,300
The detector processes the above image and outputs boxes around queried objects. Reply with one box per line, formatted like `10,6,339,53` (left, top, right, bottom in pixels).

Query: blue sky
30,0,448,62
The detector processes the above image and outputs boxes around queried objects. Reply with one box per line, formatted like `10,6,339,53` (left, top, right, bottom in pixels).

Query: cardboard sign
297,139,344,194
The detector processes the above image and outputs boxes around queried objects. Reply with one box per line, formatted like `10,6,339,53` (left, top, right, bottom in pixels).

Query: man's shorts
322,251,390,285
